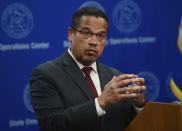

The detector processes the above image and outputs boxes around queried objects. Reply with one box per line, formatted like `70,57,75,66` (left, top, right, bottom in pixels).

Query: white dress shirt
68,48,106,117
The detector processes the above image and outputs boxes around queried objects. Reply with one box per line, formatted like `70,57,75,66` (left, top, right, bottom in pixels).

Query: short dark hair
71,7,109,29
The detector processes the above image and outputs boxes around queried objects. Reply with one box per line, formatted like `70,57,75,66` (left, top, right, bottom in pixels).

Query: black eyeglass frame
72,27,107,41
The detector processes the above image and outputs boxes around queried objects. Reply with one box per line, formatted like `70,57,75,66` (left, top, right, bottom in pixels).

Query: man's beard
81,56,96,66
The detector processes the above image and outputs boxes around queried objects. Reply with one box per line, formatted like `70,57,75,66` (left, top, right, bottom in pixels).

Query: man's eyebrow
79,27,91,30
79,26,107,33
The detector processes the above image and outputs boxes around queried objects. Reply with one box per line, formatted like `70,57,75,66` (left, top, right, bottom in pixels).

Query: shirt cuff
95,98,106,117
134,105,143,113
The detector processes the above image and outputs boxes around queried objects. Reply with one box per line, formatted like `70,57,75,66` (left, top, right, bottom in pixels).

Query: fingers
138,78,145,86
117,77,145,88
100,74,146,108
133,94,147,107
105,76,117,88
114,74,138,83
107,74,146,93
119,85,146,95
125,85,146,93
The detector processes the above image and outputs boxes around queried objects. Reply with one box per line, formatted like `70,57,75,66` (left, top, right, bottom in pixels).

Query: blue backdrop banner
1,0,182,130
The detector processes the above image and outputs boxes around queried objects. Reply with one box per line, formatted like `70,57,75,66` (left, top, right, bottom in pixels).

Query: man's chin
82,57,96,66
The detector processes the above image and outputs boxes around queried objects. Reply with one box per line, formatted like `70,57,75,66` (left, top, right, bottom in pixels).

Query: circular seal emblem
138,71,160,101
1,3,34,39
112,0,142,34
79,1,105,12
23,83,34,112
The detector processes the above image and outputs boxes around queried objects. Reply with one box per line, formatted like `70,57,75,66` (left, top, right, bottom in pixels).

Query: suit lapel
97,64,114,91
62,52,94,100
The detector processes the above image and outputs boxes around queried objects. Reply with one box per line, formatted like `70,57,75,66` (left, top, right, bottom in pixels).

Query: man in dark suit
30,7,146,131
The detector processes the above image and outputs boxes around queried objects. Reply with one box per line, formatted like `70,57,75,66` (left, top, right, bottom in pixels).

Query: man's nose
88,34,98,45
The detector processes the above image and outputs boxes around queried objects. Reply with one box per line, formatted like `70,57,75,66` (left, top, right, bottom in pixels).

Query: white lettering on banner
110,38,138,45
12,44,30,50
109,36,157,45
0,44,12,51
9,118,38,127
0,42,50,52
138,36,156,43
31,42,49,49
9,120,25,127
25,118,38,125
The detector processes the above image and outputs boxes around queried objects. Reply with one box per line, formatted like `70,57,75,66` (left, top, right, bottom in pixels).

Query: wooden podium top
125,102,182,131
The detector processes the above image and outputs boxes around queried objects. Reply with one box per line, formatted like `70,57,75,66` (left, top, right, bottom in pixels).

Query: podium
125,102,182,131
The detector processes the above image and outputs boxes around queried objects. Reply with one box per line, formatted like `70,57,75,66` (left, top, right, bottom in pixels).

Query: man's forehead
79,16,108,30
80,15,107,22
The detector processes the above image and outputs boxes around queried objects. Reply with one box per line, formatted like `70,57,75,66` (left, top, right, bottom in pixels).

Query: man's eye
97,34,106,38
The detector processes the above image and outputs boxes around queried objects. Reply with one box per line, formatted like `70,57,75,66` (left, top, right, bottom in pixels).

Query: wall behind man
0,0,182,130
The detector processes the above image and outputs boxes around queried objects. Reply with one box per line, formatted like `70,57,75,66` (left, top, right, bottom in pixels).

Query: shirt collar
68,47,97,73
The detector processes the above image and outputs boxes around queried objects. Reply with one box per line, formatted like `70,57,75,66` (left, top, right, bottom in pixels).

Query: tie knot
82,67,93,76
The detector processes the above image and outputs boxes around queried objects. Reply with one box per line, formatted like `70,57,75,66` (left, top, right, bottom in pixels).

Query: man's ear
68,27,74,43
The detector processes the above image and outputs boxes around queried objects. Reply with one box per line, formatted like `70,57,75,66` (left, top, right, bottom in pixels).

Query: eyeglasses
73,28,107,42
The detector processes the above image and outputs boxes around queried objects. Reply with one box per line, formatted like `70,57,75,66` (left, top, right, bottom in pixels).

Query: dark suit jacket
30,51,137,131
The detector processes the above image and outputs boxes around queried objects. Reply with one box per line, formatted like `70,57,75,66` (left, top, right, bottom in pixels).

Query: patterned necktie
82,67,98,97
